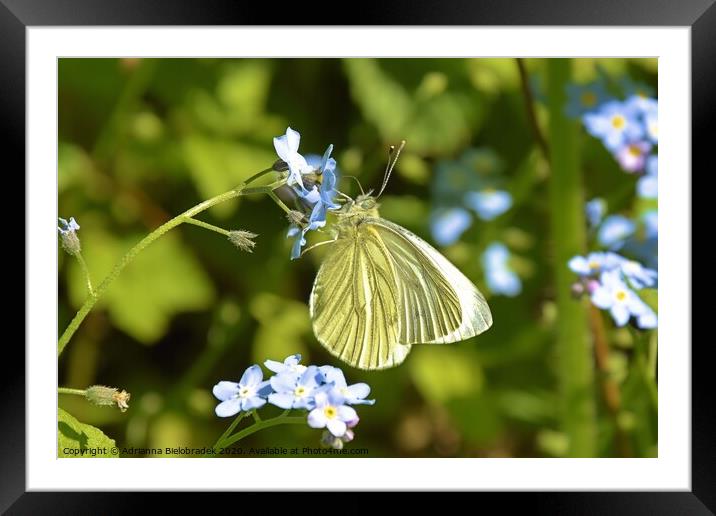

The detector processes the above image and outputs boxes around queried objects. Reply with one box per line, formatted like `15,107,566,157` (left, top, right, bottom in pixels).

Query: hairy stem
183,217,230,237
58,168,275,357
58,387,87,396
75,253,95,297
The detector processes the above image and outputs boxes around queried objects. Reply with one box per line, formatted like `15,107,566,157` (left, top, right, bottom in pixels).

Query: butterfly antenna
341,175,365,196
376,140,406,198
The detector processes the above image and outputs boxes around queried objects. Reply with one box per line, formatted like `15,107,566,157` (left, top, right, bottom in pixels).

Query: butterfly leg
301,238,337,256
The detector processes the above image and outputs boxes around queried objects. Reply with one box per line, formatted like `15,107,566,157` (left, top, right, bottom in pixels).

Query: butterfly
308,142,493,370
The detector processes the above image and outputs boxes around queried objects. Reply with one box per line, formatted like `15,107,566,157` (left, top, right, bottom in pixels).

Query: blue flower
212,365,272,417
619,258,657,289
319,366,375,405
637,155,657,199
268,365,323,410
273,127,315,192
264,353,307,376
625,96,658,144
614,140,651,173
307,387,358,437
482,242,522,297
464,190,512,220
568,252,622,277
597,215,636,249
642,210,658,239
583,100,643,152
590,270,654,327
585,198,606,228
566,80,609,118
287,224,308,260
58,216,80,235
430,207,472,246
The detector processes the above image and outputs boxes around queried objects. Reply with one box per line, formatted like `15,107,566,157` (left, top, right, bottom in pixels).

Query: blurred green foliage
58,58,657,458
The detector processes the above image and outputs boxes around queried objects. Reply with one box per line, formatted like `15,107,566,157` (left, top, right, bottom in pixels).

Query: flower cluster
212,354,374,449
430,148,512,246
576,80,657,200
569,251,657,329
273,128,340,259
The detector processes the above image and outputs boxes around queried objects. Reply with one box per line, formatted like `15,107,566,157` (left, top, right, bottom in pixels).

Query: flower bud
58,217,81,256
228,230,258,253
570,281,585,299
85,385,131,412
272,159,289,172
286,210,306,226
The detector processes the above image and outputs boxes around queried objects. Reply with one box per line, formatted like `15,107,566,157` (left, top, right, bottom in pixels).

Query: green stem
647,331,658,382
218,415,306,449
75,253,95,297
547,59,597,457
58,168,275,357
58,387,87,396
268,190,293,216
183,217,230,237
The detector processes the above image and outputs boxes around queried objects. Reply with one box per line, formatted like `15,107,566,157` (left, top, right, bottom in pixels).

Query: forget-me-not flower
464,190,512,221
482,242,522,297
583,100,643,152
597,215,636,249
268,365,323,410
58,217,80,235
212,365,272,417
615,141,652,173
265,353,308,377
319,366,375,405
430,207,472,246
307,388,358,437
566,80,609,118
590,270,653,327
568,252,622,277
619,258,657,289
273,127,315,192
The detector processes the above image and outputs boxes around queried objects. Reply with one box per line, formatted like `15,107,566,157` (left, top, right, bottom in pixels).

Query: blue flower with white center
273,127,315,192
464,190,512,221
307,387,358,437
597,215,636,249
585,198,606,228
637,155,657,199
615,140,652,173
58,217,80,235
482,242,522,297
430,207,472,246
320,366,375,405
264,353,308,376
212,365,272,417
566,80,609,118
583,100,643,152
268,365,323,410
619,258,657,289
591,270,652,327
568,252,622,277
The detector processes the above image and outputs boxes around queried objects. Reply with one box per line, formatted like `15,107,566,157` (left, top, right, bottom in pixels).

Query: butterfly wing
309,229,411,370
367,217,493,344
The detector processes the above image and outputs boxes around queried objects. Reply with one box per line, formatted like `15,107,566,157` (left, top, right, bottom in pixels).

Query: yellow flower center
239,387,250,398
615,290,627,302
323,406,337,419
611,114,626,130
294,386,306,397
588,260,600,270
627,145,642,157
581,91,597,107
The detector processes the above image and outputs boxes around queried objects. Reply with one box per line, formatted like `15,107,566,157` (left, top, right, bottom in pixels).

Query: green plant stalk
183,217,230,236
547,59,597,457
58,387,86,396
217,414,306,449
75,252,95,296
57,168,277,357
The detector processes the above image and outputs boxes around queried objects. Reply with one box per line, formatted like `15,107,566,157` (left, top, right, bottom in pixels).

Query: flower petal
285,127,301,153
212,381,239,401
241,396,267,411
271,372,298,393
337,405,358,422
239,364,263,388
273,135,290,161
268,392,295,410
326,418,347,437
215,398,241,418
346,383,371,401
307,408,328,428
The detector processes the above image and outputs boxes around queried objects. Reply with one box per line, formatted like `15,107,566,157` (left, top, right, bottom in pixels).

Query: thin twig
516,58,550,160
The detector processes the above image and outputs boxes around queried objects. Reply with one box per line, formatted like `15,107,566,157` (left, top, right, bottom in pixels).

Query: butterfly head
338,192,380,219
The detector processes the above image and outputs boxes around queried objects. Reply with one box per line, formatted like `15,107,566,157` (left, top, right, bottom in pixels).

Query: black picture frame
7,0,708,512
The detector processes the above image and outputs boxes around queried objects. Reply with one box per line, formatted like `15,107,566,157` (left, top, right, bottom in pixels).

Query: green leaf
58,407,117,458
68,227,215,343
